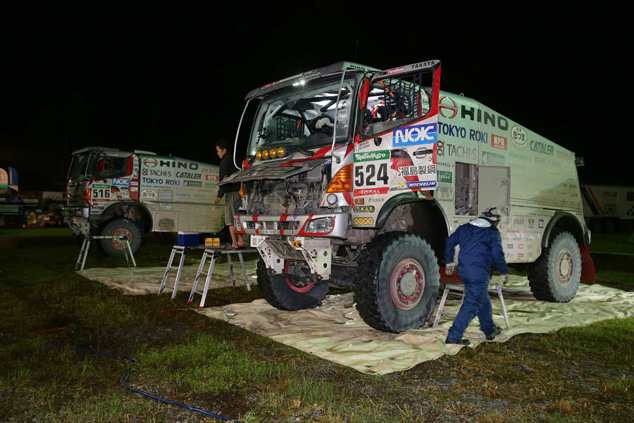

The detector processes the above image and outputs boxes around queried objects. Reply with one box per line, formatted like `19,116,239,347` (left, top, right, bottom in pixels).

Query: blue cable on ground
47,342,241,423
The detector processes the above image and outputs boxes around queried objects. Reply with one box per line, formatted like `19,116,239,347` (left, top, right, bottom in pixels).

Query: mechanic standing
214,139,244,249
444,207,508,345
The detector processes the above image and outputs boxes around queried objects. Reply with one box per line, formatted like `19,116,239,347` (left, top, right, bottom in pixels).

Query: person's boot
486,326,502,340
445,338,470,346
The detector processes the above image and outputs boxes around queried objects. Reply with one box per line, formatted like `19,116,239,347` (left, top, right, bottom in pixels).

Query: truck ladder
157,246,189,300
188,248,254,309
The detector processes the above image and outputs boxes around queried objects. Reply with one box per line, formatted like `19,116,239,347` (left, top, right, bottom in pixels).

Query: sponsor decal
529,140,554,156
438,122,467,139
111,177,130,186
354,150,390,162
201,167,218,174
176,171,201,179
437,170,453,183
353,217,374,226
405,181,436,188
491,134,508,150
436,141,478,161
387,66,405,75
398,165,436,177
481,151,505,165
353,187,390,196
511,126,528,149
538,219,544,228
439,96,458,119
469,130,488,143
141,189,157,200
205,175,219,182
183,180,202,187
393,123,437,147
142,168,172,177
141,177,181,186
353,205,375,213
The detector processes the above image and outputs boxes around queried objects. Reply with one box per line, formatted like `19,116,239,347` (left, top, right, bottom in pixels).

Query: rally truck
222,60,595,333
64,147,225,257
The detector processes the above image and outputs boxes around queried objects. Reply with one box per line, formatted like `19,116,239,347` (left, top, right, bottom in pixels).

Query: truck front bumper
236,212,348,280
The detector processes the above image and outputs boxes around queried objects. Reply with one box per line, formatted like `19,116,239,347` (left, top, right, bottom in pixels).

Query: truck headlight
305,217,334,233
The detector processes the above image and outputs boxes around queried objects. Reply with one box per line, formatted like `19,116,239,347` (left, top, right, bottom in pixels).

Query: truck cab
65,146,224,257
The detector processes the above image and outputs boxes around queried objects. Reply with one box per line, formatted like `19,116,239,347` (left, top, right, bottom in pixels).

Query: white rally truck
222,60,595,333
64,147,225,256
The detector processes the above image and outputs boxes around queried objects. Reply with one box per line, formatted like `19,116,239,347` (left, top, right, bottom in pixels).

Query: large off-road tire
528,230,581,302
257,258,329,311
353,232,440,333
98,218,142,258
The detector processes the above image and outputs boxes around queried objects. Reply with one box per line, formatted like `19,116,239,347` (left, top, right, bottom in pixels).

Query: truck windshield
247,76,357,157
67,152,94,183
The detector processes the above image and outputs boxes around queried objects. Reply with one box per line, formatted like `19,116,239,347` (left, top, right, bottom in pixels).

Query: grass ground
1,227,633,422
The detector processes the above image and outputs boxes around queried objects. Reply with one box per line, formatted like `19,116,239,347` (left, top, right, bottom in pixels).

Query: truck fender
541,211,587,248
100,202,153,233
376,194,450,262
541,211,595,283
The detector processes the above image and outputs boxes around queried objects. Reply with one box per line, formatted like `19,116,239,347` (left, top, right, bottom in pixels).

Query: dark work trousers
446,278,496,341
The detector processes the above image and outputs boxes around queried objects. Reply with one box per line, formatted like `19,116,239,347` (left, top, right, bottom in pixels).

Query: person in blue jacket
444,207,508,345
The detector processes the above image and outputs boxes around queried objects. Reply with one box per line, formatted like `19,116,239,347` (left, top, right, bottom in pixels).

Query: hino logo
393,123,437,146
158,160,199,170
461,106,509,130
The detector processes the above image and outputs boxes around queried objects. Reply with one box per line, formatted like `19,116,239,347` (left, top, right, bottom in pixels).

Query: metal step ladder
188,248,254,308
157,246,189,300
75,235,137,271
432,282,511,329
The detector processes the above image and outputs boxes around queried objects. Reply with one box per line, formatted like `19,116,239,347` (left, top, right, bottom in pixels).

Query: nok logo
393,123,437,147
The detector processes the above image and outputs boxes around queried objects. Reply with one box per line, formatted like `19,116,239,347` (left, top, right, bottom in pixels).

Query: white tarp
78,266,634,375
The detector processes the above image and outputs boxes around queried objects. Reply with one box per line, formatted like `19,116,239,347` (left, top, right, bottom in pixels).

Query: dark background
0,3,628,191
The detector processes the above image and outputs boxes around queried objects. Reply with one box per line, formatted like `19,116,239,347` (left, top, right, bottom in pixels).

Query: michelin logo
393,123,437,147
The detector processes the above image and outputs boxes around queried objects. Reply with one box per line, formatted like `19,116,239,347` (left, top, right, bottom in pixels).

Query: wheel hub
556,249,574,285
390,259,425,310
110,228,132,250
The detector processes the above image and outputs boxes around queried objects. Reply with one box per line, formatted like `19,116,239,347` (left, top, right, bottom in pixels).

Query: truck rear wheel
257,258,329,311
353,232,440,333
528,231,581,302
98,218,142,258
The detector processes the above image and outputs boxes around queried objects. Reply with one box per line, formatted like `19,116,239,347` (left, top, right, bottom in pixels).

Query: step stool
75,235,137,271
158,246,189,300
188,248,255,308
432,282,511,329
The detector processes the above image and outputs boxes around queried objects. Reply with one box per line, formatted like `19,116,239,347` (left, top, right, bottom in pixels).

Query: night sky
1,4,628,191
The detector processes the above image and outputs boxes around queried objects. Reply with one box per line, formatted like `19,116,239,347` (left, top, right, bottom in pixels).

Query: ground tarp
78,264,634,375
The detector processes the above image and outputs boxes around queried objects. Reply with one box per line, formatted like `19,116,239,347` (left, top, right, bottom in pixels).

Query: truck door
354,60,441,212
477,165,510,217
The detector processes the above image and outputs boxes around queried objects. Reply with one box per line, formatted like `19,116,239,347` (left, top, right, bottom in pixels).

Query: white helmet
481,207,501,222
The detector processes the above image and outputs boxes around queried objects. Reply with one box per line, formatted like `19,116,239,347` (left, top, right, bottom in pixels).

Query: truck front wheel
528,231,581,302
257,258,329,311
98,218,142,258
353,232,440,333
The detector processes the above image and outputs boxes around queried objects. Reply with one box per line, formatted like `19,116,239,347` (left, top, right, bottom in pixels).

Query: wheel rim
390,259,425,310
556,248,574,285
110,228,132,250
284,261,314,293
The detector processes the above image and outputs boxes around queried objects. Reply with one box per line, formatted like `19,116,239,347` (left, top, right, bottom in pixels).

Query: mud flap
439,266,462,285
580,245,596,284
